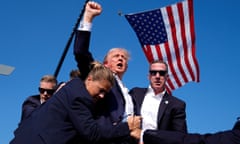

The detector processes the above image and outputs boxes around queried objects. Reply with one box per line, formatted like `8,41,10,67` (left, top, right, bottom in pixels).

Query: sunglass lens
159,71,166,76
149,71,155,75
46,89,55,95
149,70,166,76
38,88,55,95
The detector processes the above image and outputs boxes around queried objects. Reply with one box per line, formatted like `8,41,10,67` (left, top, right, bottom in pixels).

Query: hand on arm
127,115,142,131
130,128,142,140
127,115,142,141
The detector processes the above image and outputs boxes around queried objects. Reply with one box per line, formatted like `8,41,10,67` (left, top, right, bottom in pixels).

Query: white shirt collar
147,85,166,99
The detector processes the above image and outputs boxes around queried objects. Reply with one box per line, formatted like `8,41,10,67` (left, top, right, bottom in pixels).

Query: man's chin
153,84,162,89
115,69,126,74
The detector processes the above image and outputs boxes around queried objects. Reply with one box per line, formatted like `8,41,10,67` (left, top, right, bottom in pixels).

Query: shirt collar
147,85,166,99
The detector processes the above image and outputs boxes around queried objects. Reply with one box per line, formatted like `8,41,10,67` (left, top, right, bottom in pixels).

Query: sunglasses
149,70,167,76
38,87,55,95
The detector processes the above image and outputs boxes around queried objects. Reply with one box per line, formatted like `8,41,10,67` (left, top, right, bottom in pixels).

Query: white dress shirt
140,85,166,142
115,75,134,118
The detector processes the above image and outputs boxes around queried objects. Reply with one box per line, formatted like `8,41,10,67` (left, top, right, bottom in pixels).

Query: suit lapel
108,80,125,122
157,93,170,124
114,80,125,106
139,88,148,106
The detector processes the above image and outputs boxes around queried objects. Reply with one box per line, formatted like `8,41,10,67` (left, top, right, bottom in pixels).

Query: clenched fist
84,1,102,23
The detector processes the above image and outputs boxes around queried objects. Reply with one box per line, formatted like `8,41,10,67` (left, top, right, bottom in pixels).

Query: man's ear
148,74,151,80
85,75,93,88
86,75,93,81
103,61,108,67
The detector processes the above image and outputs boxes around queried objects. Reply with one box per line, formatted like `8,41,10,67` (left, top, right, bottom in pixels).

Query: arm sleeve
143,129,185,144
69,96,130,143
21,97,40,122
171,101,188,133
74,30,94,80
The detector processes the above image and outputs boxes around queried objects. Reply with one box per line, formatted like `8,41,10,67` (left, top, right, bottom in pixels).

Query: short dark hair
149,59,168,72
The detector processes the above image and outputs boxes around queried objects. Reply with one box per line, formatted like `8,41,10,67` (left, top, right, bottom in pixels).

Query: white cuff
140,129,145,143
78,21,92,31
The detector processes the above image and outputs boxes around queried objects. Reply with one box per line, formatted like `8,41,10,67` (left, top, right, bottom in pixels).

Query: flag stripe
166,5,188,87
177,2,193,82
182,0,196,82
164,43,180,89
155,45,163,61
143,45,154,62
188,0,200,82
164,6,187,89
179,1,194,82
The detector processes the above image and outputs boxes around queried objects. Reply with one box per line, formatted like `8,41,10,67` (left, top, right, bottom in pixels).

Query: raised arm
74,1,102,80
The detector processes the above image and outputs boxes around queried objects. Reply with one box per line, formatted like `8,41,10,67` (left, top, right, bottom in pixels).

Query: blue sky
1,0,240,143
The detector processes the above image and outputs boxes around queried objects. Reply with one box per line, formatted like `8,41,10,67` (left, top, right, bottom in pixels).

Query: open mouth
117,63,123,68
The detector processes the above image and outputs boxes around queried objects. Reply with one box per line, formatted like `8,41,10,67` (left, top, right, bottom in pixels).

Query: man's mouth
117,63,123,68
154,81,161,85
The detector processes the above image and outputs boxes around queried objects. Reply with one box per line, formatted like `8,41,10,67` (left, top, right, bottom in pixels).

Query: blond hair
88,61,114,86
40,75,58,87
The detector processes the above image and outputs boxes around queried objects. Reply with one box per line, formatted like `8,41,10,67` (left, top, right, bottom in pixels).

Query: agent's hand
130,128,142,140
84,1,102,23
127,115,142,131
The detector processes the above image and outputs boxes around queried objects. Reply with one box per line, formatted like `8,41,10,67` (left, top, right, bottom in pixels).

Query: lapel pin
164,100,169,104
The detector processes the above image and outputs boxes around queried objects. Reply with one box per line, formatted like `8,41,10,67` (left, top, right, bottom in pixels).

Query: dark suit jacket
129,87,187,133
10,78,130,144
143,121,240,144
74,30,135,144
20,95,41,122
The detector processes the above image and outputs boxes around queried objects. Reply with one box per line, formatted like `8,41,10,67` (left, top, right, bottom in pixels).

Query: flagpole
54,0,90,78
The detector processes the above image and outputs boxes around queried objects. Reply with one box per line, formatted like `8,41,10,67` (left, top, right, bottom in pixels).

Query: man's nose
43,91,48,95
155,72,161,77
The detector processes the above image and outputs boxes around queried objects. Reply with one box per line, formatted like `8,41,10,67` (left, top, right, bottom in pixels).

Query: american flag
125,0,200,92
